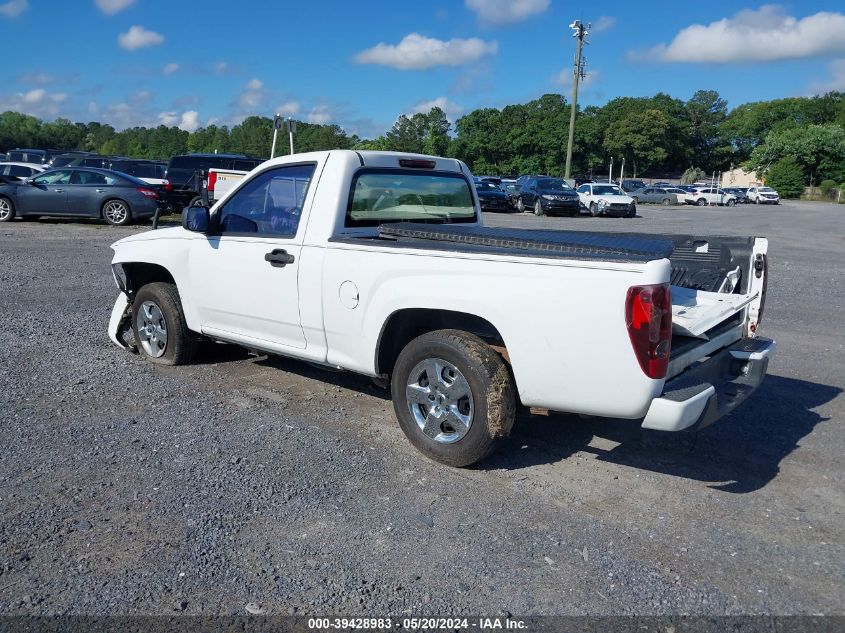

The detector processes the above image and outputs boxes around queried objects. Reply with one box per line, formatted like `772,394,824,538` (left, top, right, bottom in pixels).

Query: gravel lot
0,201,843,617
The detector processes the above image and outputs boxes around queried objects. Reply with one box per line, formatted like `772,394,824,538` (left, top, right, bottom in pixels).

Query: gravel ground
0,201,843,617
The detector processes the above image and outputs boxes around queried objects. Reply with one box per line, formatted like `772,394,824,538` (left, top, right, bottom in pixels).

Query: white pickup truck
108,150,774,466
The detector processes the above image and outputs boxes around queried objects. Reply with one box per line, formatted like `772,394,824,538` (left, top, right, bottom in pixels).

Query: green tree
680,167,707,184
603,109,673,177
748,123,845,185
765,157,805,198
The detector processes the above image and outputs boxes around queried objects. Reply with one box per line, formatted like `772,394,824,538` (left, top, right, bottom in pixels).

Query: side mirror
183,205,210,233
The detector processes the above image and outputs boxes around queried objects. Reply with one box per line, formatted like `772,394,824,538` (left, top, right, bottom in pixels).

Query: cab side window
218,164,315,237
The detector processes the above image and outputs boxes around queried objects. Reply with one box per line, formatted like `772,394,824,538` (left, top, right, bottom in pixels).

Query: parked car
165,154,265,212
47,152,102,168
501,182,522,209
620,179,646,193
515,176,580,216
474,180,511,212
746,186,780,204
0,153,7,161
683,188,737,207
0,167,164,225
629,187,680,206
107,149,773,467
0,162,46,181
5,149,54,164
723,187,749,203
576,183,636,217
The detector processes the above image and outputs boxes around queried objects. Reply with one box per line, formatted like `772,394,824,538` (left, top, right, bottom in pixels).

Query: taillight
164,179,172,192
137,187,158,198
626,284,672,379
207,171,217,192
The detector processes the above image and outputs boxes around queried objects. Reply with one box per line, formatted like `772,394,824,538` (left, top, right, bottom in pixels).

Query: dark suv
515,176,580,216
165,154,265,211
6,148,68,165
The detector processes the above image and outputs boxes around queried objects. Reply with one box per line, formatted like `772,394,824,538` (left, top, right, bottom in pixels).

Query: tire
661,198,671,206
533,199,544,216
589,202,599,217
726,199,736,207
0,196,15,222
627,205,636,218
516,197,525,213
131,282,197,366
102,199,132,226
755,197,760,205
391,329,516,467
696,198,707,206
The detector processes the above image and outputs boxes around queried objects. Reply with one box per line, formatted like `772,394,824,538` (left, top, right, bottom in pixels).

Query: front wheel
589,202,599,217
0,196,15,222
391,330,516,467
516,198,525,213
696,198,707,206
726,199,736,207
102,200,132,226
132,282,197,366
534,199,544,216
661,198,671,206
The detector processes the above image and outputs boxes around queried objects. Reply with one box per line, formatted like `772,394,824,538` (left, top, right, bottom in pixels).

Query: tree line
2,89,843,186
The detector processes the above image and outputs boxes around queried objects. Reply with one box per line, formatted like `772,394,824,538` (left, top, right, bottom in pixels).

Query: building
721,167,762,188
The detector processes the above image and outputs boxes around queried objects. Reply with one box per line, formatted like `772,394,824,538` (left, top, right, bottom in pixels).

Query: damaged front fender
108,292,136,351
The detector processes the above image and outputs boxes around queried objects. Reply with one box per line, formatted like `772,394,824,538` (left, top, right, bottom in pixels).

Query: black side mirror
183,205,210,233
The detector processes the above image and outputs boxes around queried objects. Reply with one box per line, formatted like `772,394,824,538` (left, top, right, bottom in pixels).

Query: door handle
264,249,295,267
53,189,64,193
95,189,106,193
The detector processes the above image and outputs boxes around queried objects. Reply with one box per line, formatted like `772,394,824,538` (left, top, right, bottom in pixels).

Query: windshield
347,171,476,226
475,181,501,192
592,185,623,195
536,178,571,191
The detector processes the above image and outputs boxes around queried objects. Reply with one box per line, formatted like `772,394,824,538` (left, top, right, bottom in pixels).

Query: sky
2,0,845,138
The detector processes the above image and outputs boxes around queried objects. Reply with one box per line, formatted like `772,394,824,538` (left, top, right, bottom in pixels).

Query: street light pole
564,20,589,180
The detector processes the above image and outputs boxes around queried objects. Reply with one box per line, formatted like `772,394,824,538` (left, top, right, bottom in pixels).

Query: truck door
188,164,315,350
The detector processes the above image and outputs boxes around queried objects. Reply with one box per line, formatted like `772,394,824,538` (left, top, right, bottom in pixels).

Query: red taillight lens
207,171,218,192
137,187,158,198
164,179,172,191
626,284,672,379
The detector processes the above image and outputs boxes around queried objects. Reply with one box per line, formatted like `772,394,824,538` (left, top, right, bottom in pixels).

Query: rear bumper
642,337,775,432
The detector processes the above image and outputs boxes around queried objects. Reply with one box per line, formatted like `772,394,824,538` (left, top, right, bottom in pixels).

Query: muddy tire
391,329,516,467
131,282,197,366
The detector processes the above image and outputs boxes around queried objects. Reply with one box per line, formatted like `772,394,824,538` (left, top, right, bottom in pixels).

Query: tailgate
667,235,768,379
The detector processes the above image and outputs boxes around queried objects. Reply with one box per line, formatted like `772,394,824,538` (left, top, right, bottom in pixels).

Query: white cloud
410,96,464,121
213,62,230,74
593,16,616,33
162,62,179,75
355,33,497,70
275,101,300,117
157,110,200,132
95,0,134,15
639,6,845,63
809,59,845,94
237,78,265,108
18,72,55,84
307,105,332,124
0,88,67,118
0,0,27,18
464,0,548,24
118,25,165,51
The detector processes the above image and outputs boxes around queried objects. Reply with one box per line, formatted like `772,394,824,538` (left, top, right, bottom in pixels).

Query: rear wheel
726,199,736,207
102,199,132,226
534,199,544,216
391,330,516,467
0,196,14,222
661,198,671,206
696,198,707,206
755,197,760,205
132,282,197,366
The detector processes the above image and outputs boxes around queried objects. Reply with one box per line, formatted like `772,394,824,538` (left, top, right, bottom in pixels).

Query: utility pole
564,20,590,180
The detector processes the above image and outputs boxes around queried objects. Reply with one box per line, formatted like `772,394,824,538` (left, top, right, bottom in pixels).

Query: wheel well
119,262,175,297
376,308,505,375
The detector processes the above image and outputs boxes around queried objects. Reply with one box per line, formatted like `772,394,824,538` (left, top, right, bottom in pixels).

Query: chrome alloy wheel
0,198,11,221
135,300,167,358
104,201,128,224
405,358,474,444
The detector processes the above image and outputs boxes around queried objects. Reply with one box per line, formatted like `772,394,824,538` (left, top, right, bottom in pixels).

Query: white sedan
576,183,637,217
0,162,46,181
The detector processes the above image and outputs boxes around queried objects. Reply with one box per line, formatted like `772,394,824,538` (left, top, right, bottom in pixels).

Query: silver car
629,187,681,205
